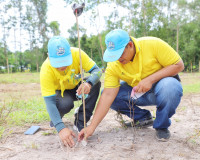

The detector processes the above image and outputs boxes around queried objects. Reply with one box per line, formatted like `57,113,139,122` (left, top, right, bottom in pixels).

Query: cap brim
49,53,72,68
103,46,125,62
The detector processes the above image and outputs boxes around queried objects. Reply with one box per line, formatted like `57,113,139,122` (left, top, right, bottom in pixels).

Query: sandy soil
0,83,200,160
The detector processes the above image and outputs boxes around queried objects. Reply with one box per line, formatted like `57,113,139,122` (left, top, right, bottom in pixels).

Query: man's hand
78,125,95,141
76,82,92,95
135,60,184,93
134,77,153,93
58,128,76,148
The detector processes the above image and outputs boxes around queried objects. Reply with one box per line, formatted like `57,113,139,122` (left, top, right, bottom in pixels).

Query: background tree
49,21,60,36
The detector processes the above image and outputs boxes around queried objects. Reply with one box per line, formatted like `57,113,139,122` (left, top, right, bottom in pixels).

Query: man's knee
58,98,74,114
56,91,74,114
155,77,183,98
155,77,183,111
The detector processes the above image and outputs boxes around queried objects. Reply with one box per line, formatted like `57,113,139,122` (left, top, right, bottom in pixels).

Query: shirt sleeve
86,65,102,86
155,39,181,67
44,96,66,132
104,63,120,88
81,50,96,72
40,64,56,97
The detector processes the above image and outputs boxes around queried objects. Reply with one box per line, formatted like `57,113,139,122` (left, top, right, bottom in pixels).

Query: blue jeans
110,77,183,129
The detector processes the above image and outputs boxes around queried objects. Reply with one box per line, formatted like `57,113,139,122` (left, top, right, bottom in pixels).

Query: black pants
55,81,101,130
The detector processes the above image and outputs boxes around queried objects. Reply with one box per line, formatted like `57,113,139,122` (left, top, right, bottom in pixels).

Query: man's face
56,66,67,71
118,42,135,64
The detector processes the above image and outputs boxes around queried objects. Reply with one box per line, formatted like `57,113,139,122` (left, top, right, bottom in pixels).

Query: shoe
74,107,83,132
74,107,80,115
49,121,54,128
124,116,153,128
73,125,79,132
155,128,171,142
73,120,85,132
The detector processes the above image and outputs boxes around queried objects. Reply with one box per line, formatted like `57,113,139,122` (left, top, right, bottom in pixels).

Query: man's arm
44,96,76,147
135,60,184,93
78,87,119,141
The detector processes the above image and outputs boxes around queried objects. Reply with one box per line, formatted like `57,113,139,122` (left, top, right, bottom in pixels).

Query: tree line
0,0,200,73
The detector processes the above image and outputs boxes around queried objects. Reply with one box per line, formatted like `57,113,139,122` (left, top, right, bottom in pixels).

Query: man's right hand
58,128,76,148
78,125,95,141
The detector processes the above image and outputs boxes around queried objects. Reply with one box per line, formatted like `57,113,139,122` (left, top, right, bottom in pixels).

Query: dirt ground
0,82,200,160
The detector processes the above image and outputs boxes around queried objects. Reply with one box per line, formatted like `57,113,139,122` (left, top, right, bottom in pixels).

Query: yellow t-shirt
104,37,181,88
40,47,95,97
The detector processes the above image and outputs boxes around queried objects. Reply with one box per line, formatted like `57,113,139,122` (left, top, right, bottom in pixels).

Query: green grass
183,82,200,94
2,98,49,126
0,95,84,138
0,97,49,138
0,72,199,139
0,72,40,84
8,98,49,125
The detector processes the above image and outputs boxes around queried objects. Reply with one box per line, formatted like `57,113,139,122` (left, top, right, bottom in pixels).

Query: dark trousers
55,81,101,130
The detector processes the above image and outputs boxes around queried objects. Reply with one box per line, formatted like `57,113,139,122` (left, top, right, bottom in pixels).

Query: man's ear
129,41,134,47
128,41,134,48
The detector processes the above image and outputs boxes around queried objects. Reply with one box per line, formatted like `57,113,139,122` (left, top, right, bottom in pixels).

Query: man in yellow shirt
40,36,101,147
79,29,184,142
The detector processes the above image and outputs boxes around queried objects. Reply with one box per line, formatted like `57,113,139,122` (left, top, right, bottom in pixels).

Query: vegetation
0,0,200,140
0,0,200,73
0,72,199,139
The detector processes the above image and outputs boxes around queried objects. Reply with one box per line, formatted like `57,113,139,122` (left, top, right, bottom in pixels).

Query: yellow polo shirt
104,37,181,88
40,47,95,97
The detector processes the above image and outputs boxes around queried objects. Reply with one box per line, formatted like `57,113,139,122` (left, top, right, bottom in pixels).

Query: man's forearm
147,60,184,84
90,87,119,130
44,96,65,132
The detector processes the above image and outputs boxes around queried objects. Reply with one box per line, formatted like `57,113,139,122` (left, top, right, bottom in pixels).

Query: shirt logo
108,41,115,50
56,46,65,56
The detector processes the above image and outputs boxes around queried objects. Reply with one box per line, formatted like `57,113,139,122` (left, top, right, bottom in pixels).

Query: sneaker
49,121,54,128
73,120,85,132
74,107,80,115
73,125,79,132
124,116,153,128
155,128,171,142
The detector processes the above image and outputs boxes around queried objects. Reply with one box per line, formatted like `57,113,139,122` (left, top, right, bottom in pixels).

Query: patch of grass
183,82,200,94
65,99,90,119
0,97,49,139
0,126,5,139
25,142,39,149
178,106,187,112
174,118,180,122
42,130,57,136
8,97,49,126
187,129,200,145
0,72,40,84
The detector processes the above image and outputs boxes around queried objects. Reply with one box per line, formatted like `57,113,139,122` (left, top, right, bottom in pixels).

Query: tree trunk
36,48,39,72
176,24,179,53
37,63,39,72
90,48,93,59
190,62,192,73
97,33,105,67
176,0,179,53
4,40,9,74
199,61,200,73
6,57,9,74
142,0,146,36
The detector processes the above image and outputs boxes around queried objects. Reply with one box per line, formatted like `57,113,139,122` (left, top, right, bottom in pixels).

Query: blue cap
48,36,72,68
103,29,130,62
